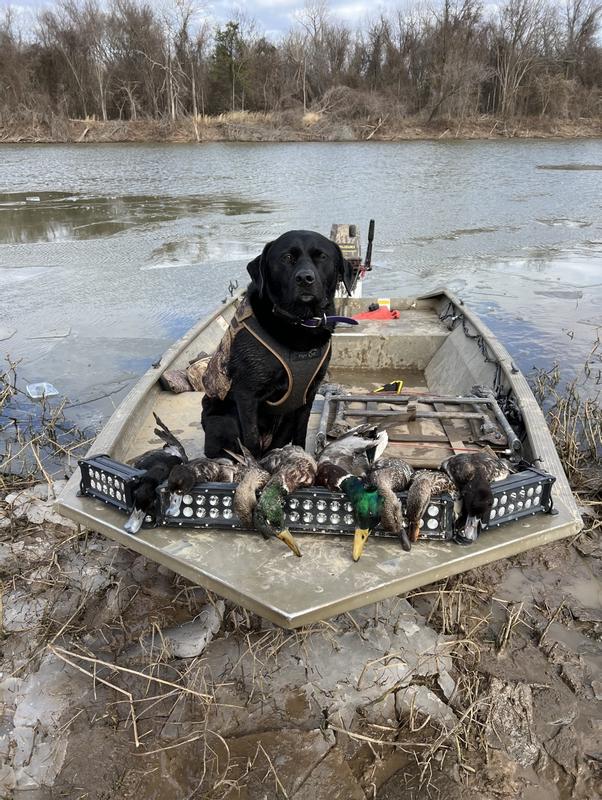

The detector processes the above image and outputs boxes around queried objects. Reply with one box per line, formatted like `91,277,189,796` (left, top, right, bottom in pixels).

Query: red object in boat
352,307,400,321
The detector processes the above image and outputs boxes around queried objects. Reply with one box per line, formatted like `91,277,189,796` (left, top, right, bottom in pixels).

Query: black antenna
364,219,375,271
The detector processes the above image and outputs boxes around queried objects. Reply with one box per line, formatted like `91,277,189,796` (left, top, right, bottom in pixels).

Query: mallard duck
441,452,510,544
124,414,186,533
368,457,414,552
405,470,456,543
253,446,316,557
224,443,271,528
316,423,388,561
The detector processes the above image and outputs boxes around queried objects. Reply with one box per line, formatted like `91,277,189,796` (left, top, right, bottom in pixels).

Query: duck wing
152,413,188,461
259,445,306,474
479,454,510,482
186,458,227,483
318,424,388,473
442,452,509,486
130,449,183,471
369,457,414,491
267,451,317,494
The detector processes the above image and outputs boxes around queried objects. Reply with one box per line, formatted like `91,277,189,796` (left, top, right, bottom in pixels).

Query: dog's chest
239,317,331,414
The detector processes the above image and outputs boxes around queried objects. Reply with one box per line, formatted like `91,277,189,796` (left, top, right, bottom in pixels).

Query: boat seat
332,309,450,370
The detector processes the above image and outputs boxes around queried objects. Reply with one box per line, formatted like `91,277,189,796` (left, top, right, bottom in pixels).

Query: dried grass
532,333,602,500
0,355,91,493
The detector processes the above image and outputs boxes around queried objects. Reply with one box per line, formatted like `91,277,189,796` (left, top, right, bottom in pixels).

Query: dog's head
247,230,355,317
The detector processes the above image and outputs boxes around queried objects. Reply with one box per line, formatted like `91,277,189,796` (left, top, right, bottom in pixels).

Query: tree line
1,0,600,126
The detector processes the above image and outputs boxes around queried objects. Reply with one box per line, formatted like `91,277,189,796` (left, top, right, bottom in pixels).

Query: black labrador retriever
201,230,354,458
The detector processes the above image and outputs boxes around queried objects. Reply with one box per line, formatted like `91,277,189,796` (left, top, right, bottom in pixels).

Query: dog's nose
295,270,315,286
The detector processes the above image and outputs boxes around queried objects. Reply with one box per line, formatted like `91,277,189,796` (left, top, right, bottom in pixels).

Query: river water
0,140,600,432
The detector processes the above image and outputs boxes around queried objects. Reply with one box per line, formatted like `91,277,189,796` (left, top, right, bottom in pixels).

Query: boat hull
56,289,582,628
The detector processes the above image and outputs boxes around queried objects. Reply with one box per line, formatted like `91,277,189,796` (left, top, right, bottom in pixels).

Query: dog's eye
282,253,295,264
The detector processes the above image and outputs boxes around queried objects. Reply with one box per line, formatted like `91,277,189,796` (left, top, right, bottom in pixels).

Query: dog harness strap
241,317,331,414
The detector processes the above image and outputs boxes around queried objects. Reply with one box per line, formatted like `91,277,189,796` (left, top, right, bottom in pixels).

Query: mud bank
1,113,601,144
0,481,600,799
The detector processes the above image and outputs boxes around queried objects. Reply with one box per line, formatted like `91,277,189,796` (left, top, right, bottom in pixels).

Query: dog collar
300,314,359,328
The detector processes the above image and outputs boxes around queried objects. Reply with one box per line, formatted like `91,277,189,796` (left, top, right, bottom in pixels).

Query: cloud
253,0,298,8
329,1,371,20
6,0,388,38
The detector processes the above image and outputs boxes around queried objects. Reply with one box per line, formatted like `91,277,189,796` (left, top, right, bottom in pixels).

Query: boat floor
65,368,578,629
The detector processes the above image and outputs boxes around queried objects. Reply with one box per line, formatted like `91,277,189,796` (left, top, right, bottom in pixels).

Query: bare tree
0,0,599,126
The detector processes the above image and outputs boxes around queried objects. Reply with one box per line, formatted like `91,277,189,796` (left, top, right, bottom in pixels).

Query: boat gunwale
419,288,580,523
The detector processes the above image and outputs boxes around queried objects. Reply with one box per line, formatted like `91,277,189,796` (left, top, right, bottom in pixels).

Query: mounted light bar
481,467,555,531
79,457,556,543
79,455,143,513
157,484,456,541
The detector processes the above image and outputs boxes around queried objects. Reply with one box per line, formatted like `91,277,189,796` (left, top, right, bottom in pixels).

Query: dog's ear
336,246,356,296
247,241,273,298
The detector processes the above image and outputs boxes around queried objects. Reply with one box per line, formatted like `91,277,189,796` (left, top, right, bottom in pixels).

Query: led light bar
481,467,555,531
157,484,456,541
79,457,556,543
79,455,144,513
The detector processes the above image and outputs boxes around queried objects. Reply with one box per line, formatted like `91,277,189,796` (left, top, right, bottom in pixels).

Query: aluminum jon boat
56,288,582,628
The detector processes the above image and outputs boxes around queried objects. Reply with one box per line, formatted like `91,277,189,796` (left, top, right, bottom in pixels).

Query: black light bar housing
481,466,555,530
157,483,456,541
79,455,144,513
79,457,556,543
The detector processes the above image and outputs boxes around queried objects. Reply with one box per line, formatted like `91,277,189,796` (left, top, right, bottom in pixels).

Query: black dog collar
301,314,359,328
270,304,358,328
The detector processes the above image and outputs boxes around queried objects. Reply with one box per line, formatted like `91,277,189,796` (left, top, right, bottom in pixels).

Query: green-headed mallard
405,469,456,543
253,445,316,557
316,423,388,561
441,451,510,544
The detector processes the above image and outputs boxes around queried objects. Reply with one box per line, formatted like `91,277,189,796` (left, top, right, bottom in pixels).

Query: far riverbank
1,111,601,144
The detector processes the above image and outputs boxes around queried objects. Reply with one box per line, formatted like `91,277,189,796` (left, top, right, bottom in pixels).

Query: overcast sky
7,0,397,38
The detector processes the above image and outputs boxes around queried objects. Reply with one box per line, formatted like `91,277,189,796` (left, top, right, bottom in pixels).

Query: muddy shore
1,113,601,144
0,475,600,799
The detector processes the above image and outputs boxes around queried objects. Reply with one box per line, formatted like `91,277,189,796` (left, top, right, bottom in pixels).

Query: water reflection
0,191,272,244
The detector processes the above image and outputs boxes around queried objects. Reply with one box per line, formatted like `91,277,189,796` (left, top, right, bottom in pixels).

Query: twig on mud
49,644,141,747
325,721,438,750
258,742,289,799
497,601,525,655
538,599,566,647
48,644,213,702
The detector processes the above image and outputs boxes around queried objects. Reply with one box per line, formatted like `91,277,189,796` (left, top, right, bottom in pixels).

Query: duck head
253,484,302,557
340,476,383,561
405,473,431,543
124,479,156,534
380,496,411,552
457,477,494,544
166,464,195,516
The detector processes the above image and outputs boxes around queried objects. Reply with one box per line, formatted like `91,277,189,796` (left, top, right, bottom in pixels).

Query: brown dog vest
203,295,331,415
